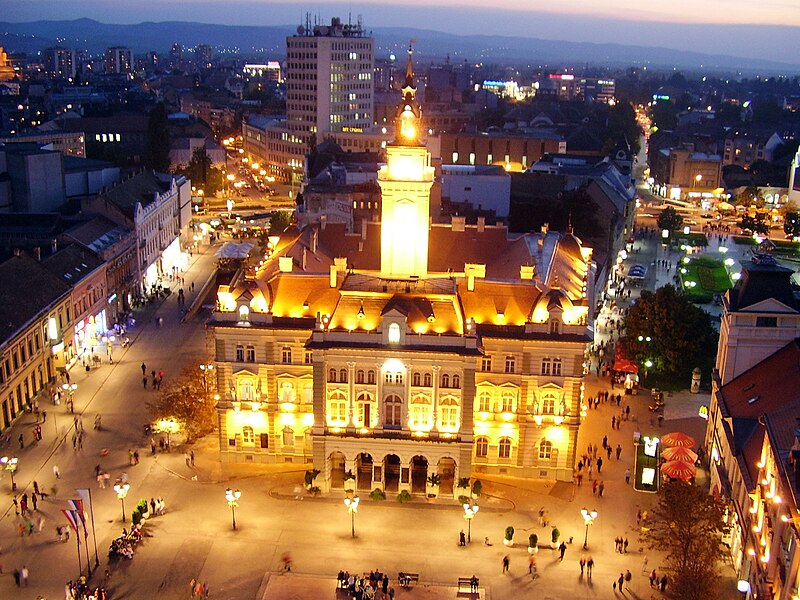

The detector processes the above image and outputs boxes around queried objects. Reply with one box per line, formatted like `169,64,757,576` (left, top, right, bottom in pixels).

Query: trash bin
691,367,701,394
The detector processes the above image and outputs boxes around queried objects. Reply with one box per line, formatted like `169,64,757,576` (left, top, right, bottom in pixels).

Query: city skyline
3,1,799,66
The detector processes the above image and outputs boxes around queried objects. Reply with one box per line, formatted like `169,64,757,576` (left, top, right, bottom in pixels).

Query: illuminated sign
698,405,709,420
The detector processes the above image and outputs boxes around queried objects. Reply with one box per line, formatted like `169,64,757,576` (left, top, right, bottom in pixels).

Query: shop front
73,311,108,360
142,239,189,295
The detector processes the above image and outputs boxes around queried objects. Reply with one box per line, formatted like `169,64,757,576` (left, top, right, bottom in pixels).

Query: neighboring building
210,57,595,495
537,75,616,104
169,136,226,169
104,47,133,75
0,130,86,157
42,245,108,365
0,143,66,213
194,44,213,69
436,130,566,173
440,165,512,218
705,255,800,600
650,144,723,201
43,47,77,80
0,47,18,81
63,216,137,324
243,62,282,82
786,146,800,205
63,156,121,198
59,114,149,163
724,130,784,169
0,253,72,430
82,171,192,295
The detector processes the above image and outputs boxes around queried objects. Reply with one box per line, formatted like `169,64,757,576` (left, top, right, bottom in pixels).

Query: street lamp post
463,501,479,543
581,508,598,550
62,383,77,413
226,488,241,530
1,456,18,491
199,363,214,392
344,494,360,538
113,481,130,522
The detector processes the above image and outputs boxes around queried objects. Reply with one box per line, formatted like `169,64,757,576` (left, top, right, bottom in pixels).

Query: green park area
671,232,708,249
679,256,733,304
732,236,800,256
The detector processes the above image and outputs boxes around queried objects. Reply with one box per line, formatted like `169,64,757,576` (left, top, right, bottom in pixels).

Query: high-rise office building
105,47,133,75
195,44,213,69
43,47,77,80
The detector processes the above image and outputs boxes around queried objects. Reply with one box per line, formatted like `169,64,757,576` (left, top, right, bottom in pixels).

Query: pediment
738,297,798,314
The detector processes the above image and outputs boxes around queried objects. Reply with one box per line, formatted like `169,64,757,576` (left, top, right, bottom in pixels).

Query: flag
67,499,86,523
62,509,80,533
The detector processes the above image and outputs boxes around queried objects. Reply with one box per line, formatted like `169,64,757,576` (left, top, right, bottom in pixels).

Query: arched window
501,391,514,413
384,394,402,428
542,394,556,414
328,368,337,383
452,374,461,389
439,397,459,430
412,372,421,386
498,437,512,459
388,322,400,344
239,379,255,401
441,374,450,388
328,392,348,426
242,426,254,445
475,437,489,458
423,373,432,387
410,394,431,428
340,369,348,383
282,426,294,447
238,304,250,322
280,382,294,403
539,440,553,460
478,390,492,412
549,319,560,334
356,370,365,384
357,392,374,428
367,370,375,384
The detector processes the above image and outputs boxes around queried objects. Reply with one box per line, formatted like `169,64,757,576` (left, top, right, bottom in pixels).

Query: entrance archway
384,454,401,492
356,453,373,491
438,457,456,495
411,455,428,493
329,451,346,489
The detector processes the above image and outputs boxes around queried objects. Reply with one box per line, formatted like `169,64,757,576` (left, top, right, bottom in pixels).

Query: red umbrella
660,432,696,448
660,460,697,480
661,446,698,463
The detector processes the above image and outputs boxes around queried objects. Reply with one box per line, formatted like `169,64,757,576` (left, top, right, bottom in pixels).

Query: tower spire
405,43,414,90
395,42,421,145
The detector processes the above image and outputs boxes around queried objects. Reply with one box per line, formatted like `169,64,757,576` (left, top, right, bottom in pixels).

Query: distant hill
1,18,798,73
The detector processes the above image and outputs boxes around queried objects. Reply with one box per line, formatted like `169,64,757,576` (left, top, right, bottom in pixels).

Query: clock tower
378,46,435,278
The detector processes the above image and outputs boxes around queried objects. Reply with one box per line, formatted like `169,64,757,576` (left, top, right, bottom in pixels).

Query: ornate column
431,365,441,433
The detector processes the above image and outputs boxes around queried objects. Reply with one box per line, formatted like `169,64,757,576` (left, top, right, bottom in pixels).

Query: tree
657,207,683,234
735,186,765,209
641,481,730,600
739,213,769,235
144,102,171,172
784,211,800,238
175,147,224,195
621,285,718,381
268,210,292,236
603,101,642,155
147,359,217,443
650,100,678,131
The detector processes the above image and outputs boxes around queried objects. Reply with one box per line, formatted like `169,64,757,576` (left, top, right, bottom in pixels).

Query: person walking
649,569,657,587
616,445,622,460
598,480,605,497
53,465,61,479
597,457,603,473
586,557,594,577
502,555,510,573
660,574,668,592
623,537,629,553
617,573,624,591
141,363,147,377
579,557,586,575
625,468,631,484
559,541,567,561
459,530,466,546
190,450,195,466
21,565,29,586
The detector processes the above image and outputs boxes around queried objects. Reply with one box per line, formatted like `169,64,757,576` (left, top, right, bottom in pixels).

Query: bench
398,572,419,587
458,577,479,593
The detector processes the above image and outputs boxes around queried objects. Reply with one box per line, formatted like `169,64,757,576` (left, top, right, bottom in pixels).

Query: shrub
427,473,441,486
458,495,471,505
457,477,471,488
529,533,538,548
397,490,412,503
137,499,148,514
471,480,482,497
370,488,386,501
343,470,355,480
551,527,560,543
304,469,321,486
131,509,142,525
505,526,515,541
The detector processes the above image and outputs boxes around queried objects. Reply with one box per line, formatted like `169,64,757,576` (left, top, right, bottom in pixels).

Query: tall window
304,351,312,364
246,346,255,362
475,437,489,458
439,397,459,430
281,346,292,364
239,379,255,401
384,394,402,427
328,368,337,383
441,374,450,388
236,345,244,362
367,370,375,384
280,382,295,403
541,358,552,375
553,358,562,376
501,391,514,413
357,370,365,384
505,356,516,374
539,440,553,460
282,426,294,447
242,426,254,446
549,319,560,334
452,374,461,389
238,305,250,322
339,369,348,383
410,395,431,428
542,394,556,414
412,372,421,386
498,437,512,459
388,323,400,344
357,392,373,427
481,356,492,372
423,373,432,387
478,390,492,412
328,392,348,426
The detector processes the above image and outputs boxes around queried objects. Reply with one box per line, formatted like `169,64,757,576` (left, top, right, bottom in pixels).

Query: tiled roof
42,244,104,284
98,171,171,219
0,254,71,342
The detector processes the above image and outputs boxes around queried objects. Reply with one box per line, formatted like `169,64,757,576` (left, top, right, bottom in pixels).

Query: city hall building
210,54,595,495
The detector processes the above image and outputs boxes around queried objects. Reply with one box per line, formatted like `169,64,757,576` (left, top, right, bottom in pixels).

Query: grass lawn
679,256,732,303
671,233,708,249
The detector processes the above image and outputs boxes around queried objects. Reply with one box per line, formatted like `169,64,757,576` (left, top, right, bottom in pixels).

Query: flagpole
75,521,83,578
87,489,100,567
83,519,92,576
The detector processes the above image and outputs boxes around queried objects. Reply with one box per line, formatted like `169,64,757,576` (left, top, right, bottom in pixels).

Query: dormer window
238,304,250,322
388,323,400,344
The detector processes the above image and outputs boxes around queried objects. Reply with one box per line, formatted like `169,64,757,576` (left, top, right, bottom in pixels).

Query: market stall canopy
661,446,698,463
717,201,734,211
661,432,696,448
628,264,647,279
660,460,697,480
215,242,255,259
613,345,639,373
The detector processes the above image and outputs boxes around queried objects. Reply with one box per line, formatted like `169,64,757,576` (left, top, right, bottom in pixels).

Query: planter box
527,546,539,554
503,538,514,547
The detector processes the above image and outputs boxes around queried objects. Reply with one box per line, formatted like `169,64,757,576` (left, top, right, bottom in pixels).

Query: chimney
320,215,327,230
311,229,318,254
301,247,307,271
51,239,58,254
33,247,41,261
477,216,485,232
452,215,466,232
330,265,337,288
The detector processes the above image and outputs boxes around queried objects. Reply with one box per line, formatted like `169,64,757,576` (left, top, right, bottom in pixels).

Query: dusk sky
5,0,800,64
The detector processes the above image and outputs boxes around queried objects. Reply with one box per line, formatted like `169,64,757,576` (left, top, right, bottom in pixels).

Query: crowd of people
66,576,107,599
336,569,396,600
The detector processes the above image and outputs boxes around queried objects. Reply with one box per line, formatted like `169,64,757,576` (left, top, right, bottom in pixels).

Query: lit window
242,426,254,445
539,440,553,460
481,356,492,372
542,395,555,414
499,438,512,459
239,379,254,401
501,392,514,413
388,323,400,344
282,426,294,446
281,347,292,364
115,133,121,142
328,392,348,426
505,356,516,374
476,437,489,458
478,391,491,412
410,395,431,428
238,305,250,322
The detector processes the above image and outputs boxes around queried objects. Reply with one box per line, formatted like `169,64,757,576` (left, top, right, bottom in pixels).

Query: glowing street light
463,501,479,543
62,383,77,413
580,507,598,549
113,481,130,522
1,456,18,491
199,363,214,392
226,488,242,530
344,493,360,538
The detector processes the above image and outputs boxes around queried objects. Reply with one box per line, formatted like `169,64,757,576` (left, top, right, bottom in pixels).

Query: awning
613,345,639,373
628,264,647,279
215,242,255,259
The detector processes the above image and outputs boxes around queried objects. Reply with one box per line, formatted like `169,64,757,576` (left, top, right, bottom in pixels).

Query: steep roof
98,171,171,219
727,257,798,312
42,244,104,285
0,254,71,342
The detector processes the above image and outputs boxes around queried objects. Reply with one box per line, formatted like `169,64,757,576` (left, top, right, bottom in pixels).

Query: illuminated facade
211,51,595,494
